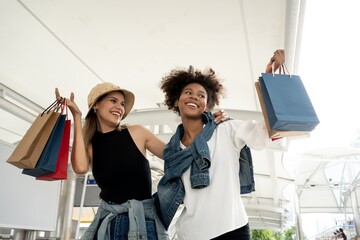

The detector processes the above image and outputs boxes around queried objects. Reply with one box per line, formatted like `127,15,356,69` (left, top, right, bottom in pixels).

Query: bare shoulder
125,125,149,155
127,124,150,134
126,124,154,141
127,124,162,142
126,125,165,158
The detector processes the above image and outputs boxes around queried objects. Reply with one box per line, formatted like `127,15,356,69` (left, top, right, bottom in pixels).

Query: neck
97,121,119,133
181,117,204,147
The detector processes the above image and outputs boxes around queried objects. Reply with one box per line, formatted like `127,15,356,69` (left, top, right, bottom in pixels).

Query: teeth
111,111,121,116
187,103,197,108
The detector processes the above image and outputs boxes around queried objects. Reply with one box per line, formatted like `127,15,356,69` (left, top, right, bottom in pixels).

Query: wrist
265,62,272,73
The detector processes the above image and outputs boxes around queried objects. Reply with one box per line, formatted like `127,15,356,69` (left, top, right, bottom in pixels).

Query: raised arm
55,88,90,174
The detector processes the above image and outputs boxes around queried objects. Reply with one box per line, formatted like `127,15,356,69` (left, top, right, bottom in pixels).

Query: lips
186,102,198,108
110,111,122,117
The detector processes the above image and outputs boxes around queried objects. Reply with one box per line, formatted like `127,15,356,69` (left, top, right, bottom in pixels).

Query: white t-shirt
175,119,270,240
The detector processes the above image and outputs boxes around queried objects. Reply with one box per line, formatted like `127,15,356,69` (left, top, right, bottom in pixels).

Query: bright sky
296,0,360,238
299,0,360,149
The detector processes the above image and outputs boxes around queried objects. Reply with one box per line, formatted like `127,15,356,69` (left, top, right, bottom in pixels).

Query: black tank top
91,128,152,204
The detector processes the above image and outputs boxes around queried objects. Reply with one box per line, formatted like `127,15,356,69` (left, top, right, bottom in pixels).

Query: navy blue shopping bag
22,114,66,177
258,72,319,131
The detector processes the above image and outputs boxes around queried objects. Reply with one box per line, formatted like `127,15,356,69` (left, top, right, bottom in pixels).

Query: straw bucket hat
86,82,135,120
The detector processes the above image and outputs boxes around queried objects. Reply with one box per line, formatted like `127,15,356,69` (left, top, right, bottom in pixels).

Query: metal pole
75,172,90,239
11,229,37,240
54,179,67,238
350,189,360,236
60,164,77,240
12,229,25,240
24,230,37,240
295,189,304,240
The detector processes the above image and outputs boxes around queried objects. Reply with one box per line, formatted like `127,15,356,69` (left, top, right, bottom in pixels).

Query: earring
94,109,97,114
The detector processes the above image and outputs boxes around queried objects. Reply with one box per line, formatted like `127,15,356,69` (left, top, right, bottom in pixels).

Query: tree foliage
283,226,296,240
251,229,277,240
250,226,296,240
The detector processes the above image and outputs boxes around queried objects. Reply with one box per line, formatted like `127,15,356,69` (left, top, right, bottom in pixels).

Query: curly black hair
159,65,225,115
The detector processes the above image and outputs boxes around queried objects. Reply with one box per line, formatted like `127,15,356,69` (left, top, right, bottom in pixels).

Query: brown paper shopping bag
7,100,62,169
255,81,310,139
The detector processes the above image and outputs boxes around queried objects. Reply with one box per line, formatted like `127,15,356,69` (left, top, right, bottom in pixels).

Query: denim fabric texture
163,112,216,189
239,145,255,194
110,214,158,240
81,199,169,240
154,113,255,229
154,112,217,229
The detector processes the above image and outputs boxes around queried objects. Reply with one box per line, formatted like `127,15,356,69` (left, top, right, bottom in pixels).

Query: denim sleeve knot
155,112,217,228
163,112,217,189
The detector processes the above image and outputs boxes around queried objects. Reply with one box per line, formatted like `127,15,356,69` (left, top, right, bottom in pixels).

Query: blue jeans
110,213,157,240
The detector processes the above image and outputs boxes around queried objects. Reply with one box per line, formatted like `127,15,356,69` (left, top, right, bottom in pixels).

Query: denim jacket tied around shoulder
154,113,255,229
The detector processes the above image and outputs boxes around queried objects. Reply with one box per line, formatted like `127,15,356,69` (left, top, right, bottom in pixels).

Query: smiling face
176,83,209,119
93,91,126,132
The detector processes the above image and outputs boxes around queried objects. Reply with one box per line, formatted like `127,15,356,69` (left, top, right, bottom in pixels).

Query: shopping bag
255,81,311,138
36,118,71,181
7,100,62,169
258,72,319,132
22,113,66,177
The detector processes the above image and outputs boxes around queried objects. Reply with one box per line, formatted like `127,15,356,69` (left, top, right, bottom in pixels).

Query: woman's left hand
213,109,229,124
265,49,285,73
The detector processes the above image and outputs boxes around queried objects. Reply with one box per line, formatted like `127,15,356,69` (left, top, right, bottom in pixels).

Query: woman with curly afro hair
155,50,285,240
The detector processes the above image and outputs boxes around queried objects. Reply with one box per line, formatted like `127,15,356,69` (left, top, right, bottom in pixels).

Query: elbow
72,164,89,175
74,168,89,175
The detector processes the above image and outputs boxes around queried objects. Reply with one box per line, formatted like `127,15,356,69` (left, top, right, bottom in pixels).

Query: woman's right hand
55,88,82,118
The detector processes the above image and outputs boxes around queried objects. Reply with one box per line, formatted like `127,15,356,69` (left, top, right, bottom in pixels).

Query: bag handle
41,97,66,116
61,100,69,120
41,100,58,116
271,63,292,78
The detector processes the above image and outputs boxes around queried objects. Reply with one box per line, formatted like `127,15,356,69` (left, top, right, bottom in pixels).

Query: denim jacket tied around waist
81,198,169,240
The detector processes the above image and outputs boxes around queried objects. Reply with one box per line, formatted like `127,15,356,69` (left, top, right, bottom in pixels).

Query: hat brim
86,88,135,120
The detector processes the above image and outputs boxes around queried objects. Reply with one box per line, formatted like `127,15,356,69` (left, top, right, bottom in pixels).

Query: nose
114,101,124,108
114,104,124,114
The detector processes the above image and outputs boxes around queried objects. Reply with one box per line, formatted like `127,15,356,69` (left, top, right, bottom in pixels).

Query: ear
93,102,99,111
204,103,210,112
175,99,179,107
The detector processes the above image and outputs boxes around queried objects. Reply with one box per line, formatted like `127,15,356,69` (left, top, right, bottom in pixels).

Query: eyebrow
108,96,126,103
183,87,207,95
